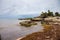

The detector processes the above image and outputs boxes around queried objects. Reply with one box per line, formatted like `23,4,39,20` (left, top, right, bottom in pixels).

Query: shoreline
17,24,60,40
0,19,43,40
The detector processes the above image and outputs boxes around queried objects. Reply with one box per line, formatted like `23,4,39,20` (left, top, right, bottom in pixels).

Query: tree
40,12,48,18
47,10,54,16
55,12,60,16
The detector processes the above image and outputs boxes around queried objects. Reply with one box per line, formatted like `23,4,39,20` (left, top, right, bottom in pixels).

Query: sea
0,19,43,40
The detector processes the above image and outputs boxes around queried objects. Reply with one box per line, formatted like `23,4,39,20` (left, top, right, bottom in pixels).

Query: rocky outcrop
20,21,37,27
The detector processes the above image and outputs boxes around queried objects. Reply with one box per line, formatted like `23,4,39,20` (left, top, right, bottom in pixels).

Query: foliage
40,10,58,18
47,10,54,16
40,12,48,18
55,12,60,16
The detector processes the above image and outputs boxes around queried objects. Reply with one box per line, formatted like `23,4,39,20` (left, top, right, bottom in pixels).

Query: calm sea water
0,19,43,40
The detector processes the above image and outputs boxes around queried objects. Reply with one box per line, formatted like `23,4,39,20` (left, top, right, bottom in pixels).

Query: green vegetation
40,12,48,18
18,10,60,40
18,18,32,20
31,18,42,21
40,10,60,18
40,10,54,18
55,12,60,16
19,10,60,27
20,21,37,27
48,10,54,16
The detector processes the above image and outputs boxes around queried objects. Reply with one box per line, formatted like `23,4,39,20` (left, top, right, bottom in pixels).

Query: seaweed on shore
20,24,60,40
20,21,37,27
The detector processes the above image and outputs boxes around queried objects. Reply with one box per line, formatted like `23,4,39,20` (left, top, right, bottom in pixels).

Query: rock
20,21,37,27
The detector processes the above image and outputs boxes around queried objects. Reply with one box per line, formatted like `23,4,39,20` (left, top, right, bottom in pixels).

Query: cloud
0,0,60,16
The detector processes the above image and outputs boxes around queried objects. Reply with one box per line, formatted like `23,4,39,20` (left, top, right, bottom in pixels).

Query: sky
0,0,60,17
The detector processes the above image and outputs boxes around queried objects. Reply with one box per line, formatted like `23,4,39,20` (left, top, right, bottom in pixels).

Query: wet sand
0,19,43,40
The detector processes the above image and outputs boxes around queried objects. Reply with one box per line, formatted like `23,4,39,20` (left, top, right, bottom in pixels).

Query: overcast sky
0,0,60,16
